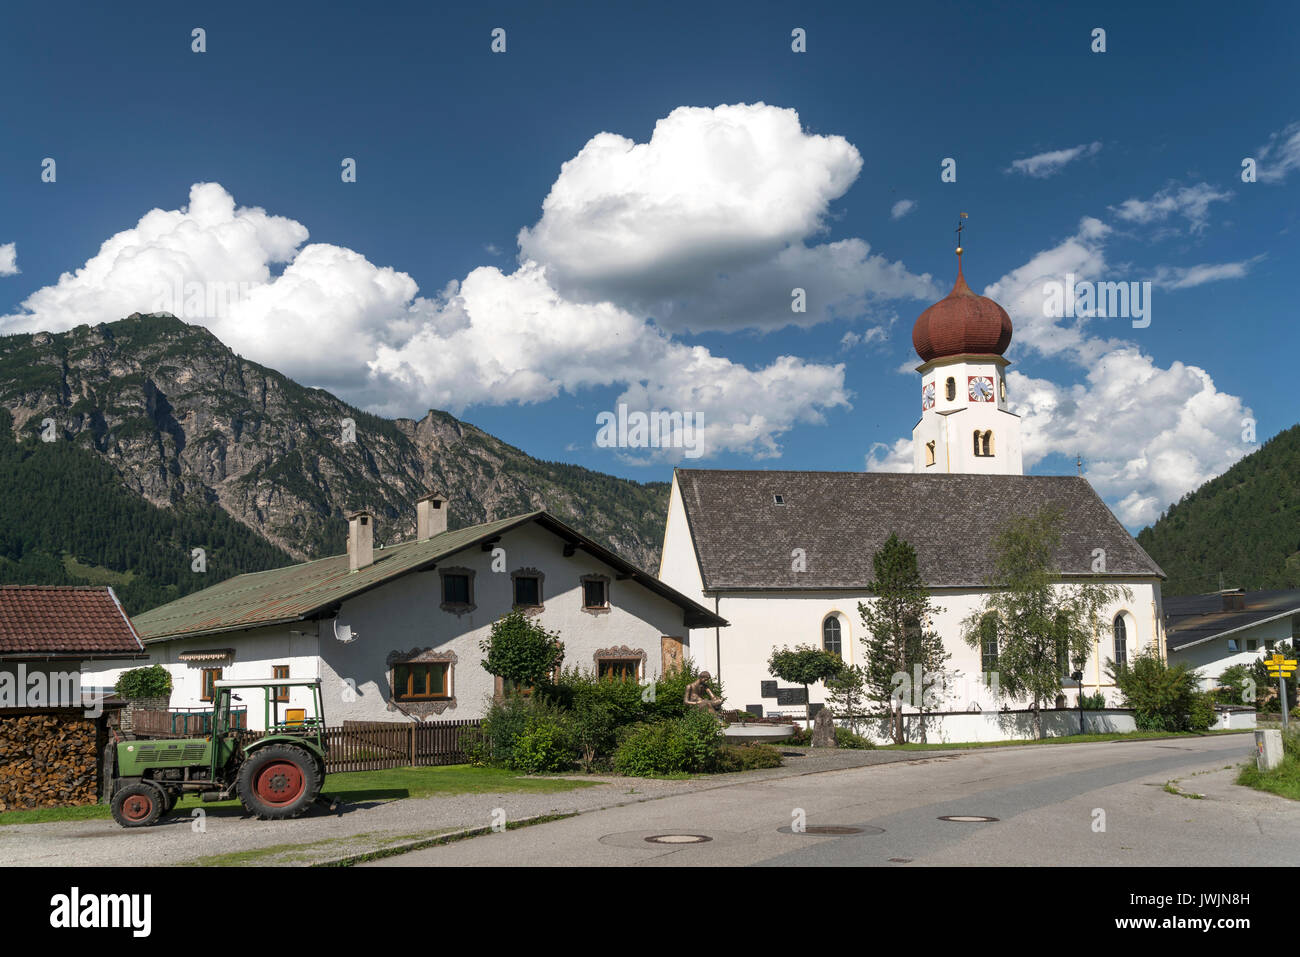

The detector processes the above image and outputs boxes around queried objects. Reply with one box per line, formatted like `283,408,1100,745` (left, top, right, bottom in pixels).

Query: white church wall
705,581,1162,717
836,708,1139,745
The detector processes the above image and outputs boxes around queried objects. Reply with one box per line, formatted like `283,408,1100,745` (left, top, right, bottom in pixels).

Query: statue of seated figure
684,672,724,717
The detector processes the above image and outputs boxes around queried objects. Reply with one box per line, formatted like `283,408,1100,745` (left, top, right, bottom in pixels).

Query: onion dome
912,252,1013,362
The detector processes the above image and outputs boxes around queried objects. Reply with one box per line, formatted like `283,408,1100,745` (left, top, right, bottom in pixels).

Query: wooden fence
129,715,480,774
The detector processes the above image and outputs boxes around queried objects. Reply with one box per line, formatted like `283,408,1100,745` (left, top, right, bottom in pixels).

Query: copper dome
912,259,1013,362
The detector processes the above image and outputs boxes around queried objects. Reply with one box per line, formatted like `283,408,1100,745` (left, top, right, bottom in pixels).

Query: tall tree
961,508,1130,739
858,533,950,745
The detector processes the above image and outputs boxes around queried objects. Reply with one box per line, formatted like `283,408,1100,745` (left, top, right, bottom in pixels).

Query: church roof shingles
675,470,1165,591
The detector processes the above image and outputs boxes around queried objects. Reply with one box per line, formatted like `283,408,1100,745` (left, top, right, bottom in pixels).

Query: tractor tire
161,788,179,813
111,782,164,828
236,744,321,820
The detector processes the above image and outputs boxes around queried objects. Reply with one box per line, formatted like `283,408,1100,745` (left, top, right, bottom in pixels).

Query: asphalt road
366,734,1297,867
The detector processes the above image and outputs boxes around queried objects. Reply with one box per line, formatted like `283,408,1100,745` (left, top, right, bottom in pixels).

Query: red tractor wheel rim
255,761,305,806
122,793,153,821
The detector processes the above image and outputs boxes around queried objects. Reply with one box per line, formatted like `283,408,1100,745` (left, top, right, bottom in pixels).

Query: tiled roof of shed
675,470,1164,590
0,585,146,658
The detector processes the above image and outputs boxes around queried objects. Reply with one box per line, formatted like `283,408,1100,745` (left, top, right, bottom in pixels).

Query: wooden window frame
1113,614,1128,670
393,661,451,702
597,658,642,682
201,667,222,703
273,664,289,702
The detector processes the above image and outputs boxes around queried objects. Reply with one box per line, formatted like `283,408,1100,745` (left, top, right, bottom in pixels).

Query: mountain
0,314,670,614
1137,424,1300,596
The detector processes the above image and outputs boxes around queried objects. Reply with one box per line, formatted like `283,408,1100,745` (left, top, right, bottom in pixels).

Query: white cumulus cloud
0,243,18,276
517,103,938,332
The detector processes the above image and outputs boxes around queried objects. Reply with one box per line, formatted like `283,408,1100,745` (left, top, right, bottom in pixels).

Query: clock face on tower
921,381,935,411
968,375,994,402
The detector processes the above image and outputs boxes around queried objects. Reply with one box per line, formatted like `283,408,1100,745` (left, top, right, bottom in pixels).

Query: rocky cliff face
0,314,669,569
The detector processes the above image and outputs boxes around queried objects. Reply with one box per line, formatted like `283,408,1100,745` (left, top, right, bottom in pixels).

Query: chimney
416,491,448,540
1220,588,1245,612
347,508,375,572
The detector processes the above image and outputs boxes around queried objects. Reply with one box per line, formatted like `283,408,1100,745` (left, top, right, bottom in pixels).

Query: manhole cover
644,834,712,845
778,824,884,836
938,815,999,823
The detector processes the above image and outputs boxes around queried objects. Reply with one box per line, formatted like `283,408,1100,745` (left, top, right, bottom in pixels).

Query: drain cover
778,824,884,836
644,834,712,845
938,815,999,823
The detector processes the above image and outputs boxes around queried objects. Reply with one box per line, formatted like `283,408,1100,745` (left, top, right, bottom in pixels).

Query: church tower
911,240,1023,475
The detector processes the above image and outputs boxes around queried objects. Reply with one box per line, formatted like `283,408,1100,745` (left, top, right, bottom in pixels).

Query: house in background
1166,588,1300,688
83,493,726,729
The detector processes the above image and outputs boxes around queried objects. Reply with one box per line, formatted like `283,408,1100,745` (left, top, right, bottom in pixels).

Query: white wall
839,708,1138,745
686,582,1162,716
319,522,690,722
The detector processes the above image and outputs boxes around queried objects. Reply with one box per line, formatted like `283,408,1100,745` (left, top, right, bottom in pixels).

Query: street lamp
1071,667,1085,735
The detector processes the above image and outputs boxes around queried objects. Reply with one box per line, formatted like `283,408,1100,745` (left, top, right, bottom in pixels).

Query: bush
715,744,783,772
835,727,875,749
1108,650,1207,732
473,694,576,773
479,611,565,689
612,709,723,777
1215,664,1254,706
1187,691,1217,733
1079,691,1108,710
115,665,172,700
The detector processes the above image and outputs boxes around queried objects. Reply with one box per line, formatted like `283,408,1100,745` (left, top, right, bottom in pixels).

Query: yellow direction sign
1264,653,1297,676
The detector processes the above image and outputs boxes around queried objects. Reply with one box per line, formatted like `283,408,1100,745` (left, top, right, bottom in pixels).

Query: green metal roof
132,510,726,641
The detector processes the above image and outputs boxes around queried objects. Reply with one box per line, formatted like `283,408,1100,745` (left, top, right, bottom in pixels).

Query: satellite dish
332,618,359,643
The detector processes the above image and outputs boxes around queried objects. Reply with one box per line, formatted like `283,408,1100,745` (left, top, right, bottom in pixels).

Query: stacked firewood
0,712,100,810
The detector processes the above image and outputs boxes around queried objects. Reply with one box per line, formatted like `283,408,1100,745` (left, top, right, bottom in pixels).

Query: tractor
109,677,334,827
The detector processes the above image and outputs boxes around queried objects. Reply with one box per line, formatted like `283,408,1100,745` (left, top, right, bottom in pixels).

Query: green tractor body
110,678,332,827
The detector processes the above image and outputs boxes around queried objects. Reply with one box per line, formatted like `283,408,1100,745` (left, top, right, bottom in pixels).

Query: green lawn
878,729,1251,751
0,764,597,826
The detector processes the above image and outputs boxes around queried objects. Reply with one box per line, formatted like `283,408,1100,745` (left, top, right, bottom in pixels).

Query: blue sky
1,0,1297,531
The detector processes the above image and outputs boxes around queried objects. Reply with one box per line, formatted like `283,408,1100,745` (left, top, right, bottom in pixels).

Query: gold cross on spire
955,212,968,255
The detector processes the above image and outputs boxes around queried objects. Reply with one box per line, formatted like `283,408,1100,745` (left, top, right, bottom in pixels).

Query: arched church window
973,430,993,456
980,613,999,673
945,377,956,401
822,615,842,657
1113,615,1128,670
925,440,936,467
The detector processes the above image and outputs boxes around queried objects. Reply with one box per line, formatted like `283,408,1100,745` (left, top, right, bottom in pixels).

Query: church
657,246,1167,729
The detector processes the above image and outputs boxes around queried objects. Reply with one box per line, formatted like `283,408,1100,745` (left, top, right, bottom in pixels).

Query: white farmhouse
657,250,1168,724
84,494,724,730
1167,588,1300,688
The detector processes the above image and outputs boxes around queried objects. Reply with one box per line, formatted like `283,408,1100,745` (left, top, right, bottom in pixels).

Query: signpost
1264,653,1297,732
